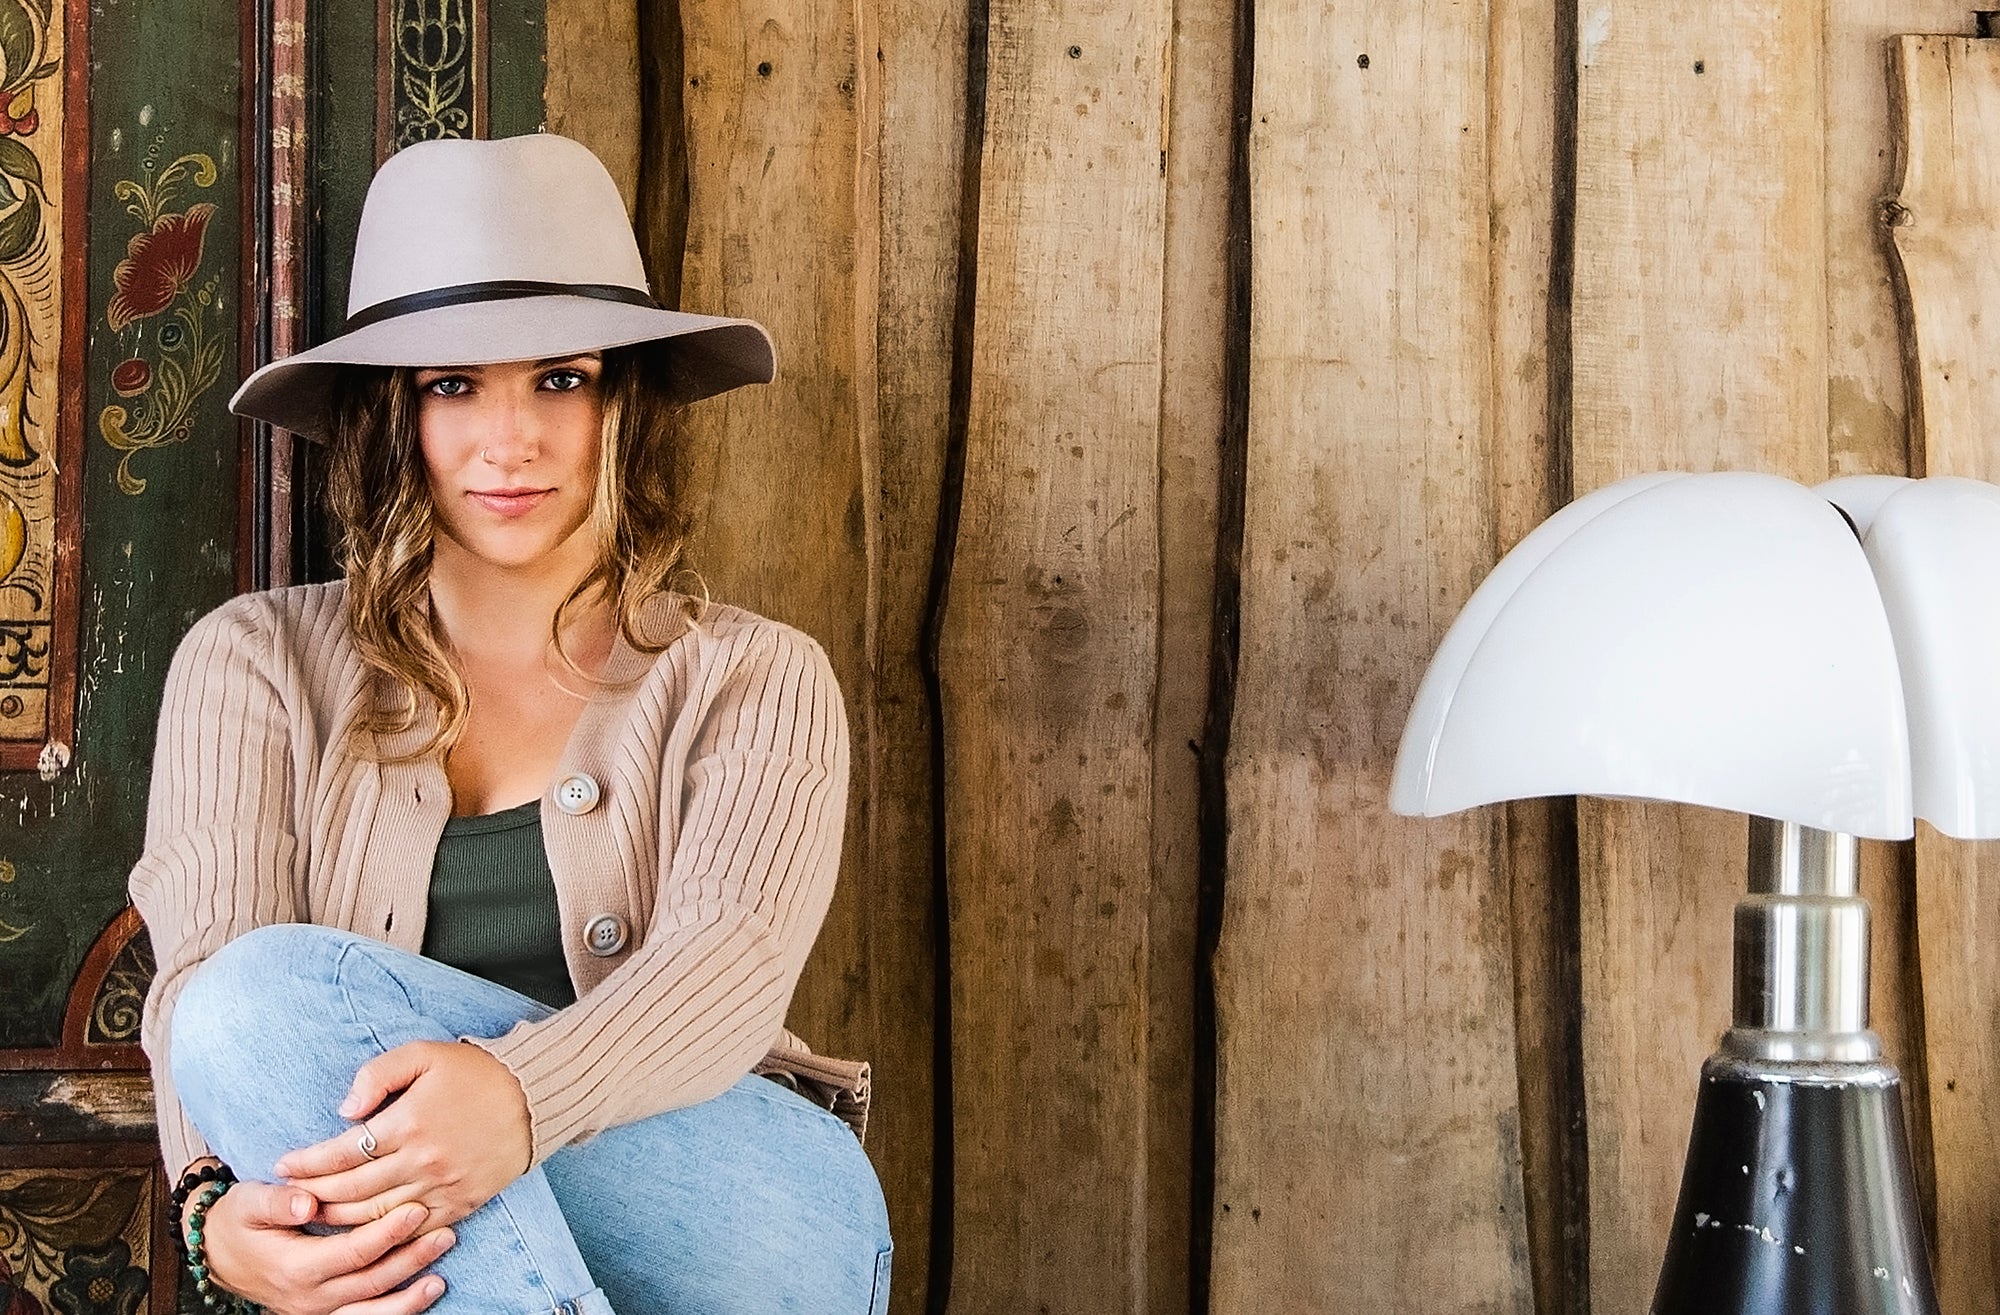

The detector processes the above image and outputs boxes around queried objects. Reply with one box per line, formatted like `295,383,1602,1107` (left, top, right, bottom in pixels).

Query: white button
553,773,601,815
584,914,629,957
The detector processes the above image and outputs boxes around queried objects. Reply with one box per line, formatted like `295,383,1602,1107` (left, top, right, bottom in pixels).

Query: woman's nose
478,396,542,465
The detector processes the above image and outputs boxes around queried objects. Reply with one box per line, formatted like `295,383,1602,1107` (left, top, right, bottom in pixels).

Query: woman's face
414,353,604,577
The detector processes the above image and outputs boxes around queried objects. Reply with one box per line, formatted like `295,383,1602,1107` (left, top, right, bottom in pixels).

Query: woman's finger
224,1180,319,1230
313,1183,431,1229
275,1119,391,1180
297,1202,431,1287
331,1271,449,1315
321,1226,455,1310
338,1043,435,1121
287,1149,420,1206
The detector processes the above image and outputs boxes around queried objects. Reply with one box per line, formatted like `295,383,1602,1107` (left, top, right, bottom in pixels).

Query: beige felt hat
228,133,775,439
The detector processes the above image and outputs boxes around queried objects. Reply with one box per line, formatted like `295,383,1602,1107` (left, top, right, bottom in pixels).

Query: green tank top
422,800,577,1009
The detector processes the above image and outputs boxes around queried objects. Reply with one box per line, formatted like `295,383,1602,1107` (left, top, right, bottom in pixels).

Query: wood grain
872,0,969,1295
1150,0,1232,1303
1826,3,1969,478
1490,0,1580,1306
936,0,1172,1301
1570,2,1828,1308
1212,2,1532,1310
1887,34,2000,1313
664,0,921,1295
543,0,641,212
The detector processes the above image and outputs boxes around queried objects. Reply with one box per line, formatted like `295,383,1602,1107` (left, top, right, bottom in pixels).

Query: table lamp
1393,469,2000,1313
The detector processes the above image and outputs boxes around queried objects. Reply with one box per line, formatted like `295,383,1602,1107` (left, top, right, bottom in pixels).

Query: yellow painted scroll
0,0,64,748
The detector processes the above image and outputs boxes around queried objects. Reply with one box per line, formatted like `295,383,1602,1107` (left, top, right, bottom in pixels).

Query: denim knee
169,923,362,1088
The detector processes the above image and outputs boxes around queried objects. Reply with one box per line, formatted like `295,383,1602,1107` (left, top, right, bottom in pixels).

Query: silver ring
357,1124,379,1160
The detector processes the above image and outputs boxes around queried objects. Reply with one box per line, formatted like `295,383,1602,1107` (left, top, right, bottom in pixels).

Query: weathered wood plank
1490,0,1580,1307
663,0,921,1292
543,0,641,212
1149,0,1231,1303
1827,2,1969,478
936,0,1171,1302
870,0,967,1296
1570,3,1829,1309
1887,34,2000,1314
1888,36,2000,476
1212,2,1532,1310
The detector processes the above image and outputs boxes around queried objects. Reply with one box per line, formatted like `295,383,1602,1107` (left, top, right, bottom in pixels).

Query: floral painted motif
0,1174,147,1308
106,202,213,332
106,359,147,398
97,139,224,495
43,1243,143,1315
393,0,472,145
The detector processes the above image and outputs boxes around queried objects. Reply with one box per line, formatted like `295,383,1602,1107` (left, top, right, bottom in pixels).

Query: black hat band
343,280,663,333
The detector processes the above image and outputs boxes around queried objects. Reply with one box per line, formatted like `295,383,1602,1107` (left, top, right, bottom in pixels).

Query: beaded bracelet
184,1178,254,1312
169,1161,234,1264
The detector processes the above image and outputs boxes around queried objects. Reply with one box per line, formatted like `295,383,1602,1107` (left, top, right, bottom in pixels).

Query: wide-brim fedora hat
228,133,774,438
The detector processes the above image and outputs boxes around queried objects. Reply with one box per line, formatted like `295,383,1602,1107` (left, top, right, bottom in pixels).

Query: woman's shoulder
170,581,354,683
644,593,833,672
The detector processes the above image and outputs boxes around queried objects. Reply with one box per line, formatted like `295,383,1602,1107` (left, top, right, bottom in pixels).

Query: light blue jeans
170,924,892,1315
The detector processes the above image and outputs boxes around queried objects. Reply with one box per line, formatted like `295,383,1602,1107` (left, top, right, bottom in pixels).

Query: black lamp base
1652,1054,1938,1314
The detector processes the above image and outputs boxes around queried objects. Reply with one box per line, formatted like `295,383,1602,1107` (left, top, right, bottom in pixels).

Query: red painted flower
109,357,150,397
107,202,214,333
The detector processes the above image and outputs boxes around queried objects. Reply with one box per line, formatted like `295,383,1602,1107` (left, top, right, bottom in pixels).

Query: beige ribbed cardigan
130,581,849,1173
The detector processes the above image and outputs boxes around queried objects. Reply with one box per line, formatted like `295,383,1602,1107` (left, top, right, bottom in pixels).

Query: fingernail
425,1279,446,1298
434,1228,456,1251
338,1099,360,1117
291,1194,311,1221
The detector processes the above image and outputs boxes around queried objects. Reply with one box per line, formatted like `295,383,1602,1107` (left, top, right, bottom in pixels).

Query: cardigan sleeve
129,600,306,1173
476,623,850,1162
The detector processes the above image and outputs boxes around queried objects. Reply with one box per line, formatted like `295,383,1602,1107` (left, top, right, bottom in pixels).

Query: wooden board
1570,3,1828,1309
543,0,640,212
1211,2,1532,1309
660,0,925,1301
1149,0,1231,1305
936,0,1171,1301
1886,34,2000,1313
870,0,968,1298
1888,36,2000,476
1827,2,1971,477
1489,0,1578,1307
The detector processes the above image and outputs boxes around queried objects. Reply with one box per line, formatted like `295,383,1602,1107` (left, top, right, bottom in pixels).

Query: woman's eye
542,369,590,392
423,377,471,397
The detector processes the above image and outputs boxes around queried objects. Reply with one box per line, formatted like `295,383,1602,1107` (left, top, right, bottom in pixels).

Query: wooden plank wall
541,1,1988,1310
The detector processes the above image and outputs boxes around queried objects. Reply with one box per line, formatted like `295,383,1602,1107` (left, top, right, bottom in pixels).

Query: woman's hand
196,1180,454,1315
274,1040,533,1229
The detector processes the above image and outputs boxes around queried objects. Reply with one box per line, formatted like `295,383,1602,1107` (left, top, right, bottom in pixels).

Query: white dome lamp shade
1389,470,1914,839
1854,476,2000,840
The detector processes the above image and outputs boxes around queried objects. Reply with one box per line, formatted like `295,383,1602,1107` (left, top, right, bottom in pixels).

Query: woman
130,133,890,1315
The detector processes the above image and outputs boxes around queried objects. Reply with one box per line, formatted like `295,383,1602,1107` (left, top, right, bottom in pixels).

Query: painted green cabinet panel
2,0,245,1055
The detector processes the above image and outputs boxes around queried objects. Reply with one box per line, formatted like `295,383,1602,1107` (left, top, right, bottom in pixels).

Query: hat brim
228,295,776,438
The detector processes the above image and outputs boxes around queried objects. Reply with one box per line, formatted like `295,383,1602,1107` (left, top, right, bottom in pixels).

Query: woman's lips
467,489,554,518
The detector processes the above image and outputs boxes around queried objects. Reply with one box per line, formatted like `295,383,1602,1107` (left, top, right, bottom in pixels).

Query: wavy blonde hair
323,345,695,761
